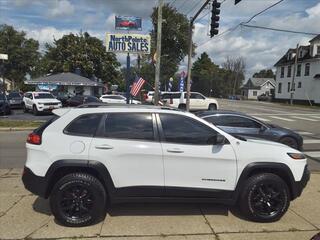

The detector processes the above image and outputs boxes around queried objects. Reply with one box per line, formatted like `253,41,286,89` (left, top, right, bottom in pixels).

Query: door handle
167,148,184,153
95,144,114,150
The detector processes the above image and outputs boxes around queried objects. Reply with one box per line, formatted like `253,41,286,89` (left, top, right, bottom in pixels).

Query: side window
64,114,102,136
203,115,225,126
104,113,154,141
160,114,218,145
216,115,260,128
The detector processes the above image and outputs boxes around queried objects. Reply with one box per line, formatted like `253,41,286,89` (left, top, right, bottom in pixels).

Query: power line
240,24,319,36
197,0,285,48
185,0,205,16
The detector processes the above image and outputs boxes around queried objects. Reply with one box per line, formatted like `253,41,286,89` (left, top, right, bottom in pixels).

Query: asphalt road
1,99,320,170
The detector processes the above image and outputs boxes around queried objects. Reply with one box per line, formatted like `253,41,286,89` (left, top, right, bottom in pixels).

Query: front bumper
291,165,310,200
22,167,48,198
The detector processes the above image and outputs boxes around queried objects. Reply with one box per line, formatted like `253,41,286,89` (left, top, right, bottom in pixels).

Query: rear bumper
22,167,48,198
291,165,310,200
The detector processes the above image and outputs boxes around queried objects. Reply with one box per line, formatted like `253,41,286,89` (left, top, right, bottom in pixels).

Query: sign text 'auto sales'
106,33,151,54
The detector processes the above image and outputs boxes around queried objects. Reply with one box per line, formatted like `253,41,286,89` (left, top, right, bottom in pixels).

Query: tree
191,52,219,96
0,25,40,89
150,3,194,87
41,32,120,84
222,56,246,95
253,69,275,79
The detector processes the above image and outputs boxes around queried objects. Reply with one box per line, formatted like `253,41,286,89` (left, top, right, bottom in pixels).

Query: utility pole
154,0,163,106
186,0,212,111
290,44,299,105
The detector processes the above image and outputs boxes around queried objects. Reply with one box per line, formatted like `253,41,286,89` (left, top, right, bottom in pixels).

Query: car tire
33,105,39,116
50,172,107,227
5,107,11,115
208,104,217,111
23,104,28,113
239,173,290,222
178,104,186,110
279,136,298,149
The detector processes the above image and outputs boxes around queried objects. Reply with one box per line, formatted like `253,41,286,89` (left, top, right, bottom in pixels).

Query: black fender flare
233,162,299,200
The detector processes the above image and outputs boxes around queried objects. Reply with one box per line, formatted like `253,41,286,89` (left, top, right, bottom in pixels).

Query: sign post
126,53,130,104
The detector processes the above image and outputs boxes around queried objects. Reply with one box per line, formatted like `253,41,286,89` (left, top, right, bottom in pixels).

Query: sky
0,0,320,80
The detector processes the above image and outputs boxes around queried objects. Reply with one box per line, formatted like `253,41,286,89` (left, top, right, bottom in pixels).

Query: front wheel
208,104,217,111
32,105,39,116
239,173,290,222
50,173,107,227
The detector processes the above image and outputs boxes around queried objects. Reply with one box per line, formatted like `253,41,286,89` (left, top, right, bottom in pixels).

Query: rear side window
162,93,181,99
64,114,102,136
104,113,154,141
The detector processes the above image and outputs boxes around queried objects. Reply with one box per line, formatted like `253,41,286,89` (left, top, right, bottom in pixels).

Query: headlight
287,153,306,160
38,102,44,105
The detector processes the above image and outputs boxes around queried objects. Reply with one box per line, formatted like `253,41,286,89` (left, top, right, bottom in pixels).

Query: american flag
130,77,146,96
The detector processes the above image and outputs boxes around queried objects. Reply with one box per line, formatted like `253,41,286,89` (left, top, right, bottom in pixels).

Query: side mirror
260,125,267,132
208,134,227,145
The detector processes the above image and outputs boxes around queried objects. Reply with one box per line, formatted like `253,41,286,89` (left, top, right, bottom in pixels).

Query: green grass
0,120,42,128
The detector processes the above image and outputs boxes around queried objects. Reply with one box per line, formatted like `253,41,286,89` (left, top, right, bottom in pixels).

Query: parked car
257,93,272,101
7,91,23,108
100,94,141,104
145,91,154,103
0,92,11,115
23,92,62,115
22,105,309,227
161,92,219,110
66,95,101,107
197,110,303,150
53,92,73,106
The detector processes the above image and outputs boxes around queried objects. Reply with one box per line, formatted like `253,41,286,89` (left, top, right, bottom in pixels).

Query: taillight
27,133,41,145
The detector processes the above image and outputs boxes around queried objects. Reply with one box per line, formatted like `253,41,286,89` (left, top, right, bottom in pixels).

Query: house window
297,64,301,77
280,67,284,78
299,51,302,58
298,82,302,88
287,65,291,77
278,83,282,93
317,46,320,55
287,82,291,92
253,91,257,96
305,63,310,76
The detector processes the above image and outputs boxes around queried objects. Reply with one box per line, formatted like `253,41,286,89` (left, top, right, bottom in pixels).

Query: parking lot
0,99,320,240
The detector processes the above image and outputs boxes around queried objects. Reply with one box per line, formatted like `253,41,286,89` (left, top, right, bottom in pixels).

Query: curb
0,127,35,132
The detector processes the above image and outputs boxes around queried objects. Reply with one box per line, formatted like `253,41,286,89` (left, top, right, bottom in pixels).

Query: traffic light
210,0,221,38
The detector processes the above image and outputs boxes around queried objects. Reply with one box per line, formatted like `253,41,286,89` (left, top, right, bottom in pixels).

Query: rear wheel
280,136,298,149
50,173,107,227
208,104,217,111
23,104,28,113
178,104,186,110
239,173,290,222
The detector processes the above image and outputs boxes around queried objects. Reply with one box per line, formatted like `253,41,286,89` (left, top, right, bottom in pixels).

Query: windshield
8,92,21,98
34,93,55,99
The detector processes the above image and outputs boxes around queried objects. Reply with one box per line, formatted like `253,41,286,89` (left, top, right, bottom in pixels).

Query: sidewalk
0,169,319,240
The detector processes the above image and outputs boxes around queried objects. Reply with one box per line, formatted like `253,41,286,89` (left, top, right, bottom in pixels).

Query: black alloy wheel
249,182,285,218
240,173,290,222
60,185,94,221
50,173,106,227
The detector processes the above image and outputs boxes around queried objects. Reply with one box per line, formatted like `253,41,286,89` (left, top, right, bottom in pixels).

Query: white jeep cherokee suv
22,105,309,227
161,92,219,110
23,91,62,115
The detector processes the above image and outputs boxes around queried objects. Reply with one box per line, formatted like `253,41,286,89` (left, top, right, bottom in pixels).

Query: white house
241,77,276,100
274,35,320,104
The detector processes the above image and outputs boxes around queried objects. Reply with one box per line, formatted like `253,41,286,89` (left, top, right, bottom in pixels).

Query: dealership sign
115,16,142,31
106,33,151,54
